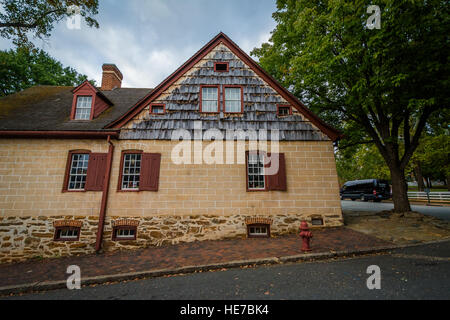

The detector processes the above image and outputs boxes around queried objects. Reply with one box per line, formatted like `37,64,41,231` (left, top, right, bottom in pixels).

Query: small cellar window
311,217,324,226
54,227,80,241
112,226,137,241
214,62,229,72
247,224,270,238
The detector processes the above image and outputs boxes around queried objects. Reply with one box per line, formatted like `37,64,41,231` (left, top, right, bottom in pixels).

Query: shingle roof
0,86,152,131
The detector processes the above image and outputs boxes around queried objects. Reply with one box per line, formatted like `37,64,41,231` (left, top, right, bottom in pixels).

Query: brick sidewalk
0,227,391,288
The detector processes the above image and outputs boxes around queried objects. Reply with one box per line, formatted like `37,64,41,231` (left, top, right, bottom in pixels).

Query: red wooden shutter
85,153,108,191
267,153,287,191
140,153,161,191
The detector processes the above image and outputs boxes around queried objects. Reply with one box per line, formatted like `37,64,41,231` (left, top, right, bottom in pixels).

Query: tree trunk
413,164,425,191
389,165,411,212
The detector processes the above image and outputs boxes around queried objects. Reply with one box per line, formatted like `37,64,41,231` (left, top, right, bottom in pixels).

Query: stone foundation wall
0,213,343,264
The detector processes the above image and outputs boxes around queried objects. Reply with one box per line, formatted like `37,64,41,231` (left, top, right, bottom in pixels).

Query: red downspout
95,135,115,253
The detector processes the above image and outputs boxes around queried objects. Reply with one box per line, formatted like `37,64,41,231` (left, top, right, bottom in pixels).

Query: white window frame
115,228,136,239
74,96,93,120
68,153,90,191
249,225,269,236
201,87,219,113
224,87,242,113
247,153,265,190
121,153,142,190
60,228,79,239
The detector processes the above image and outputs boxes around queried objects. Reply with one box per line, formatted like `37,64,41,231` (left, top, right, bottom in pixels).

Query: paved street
342,200,450,221
5,240,450,300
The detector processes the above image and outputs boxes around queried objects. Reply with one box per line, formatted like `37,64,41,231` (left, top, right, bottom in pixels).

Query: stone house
0,33,343,264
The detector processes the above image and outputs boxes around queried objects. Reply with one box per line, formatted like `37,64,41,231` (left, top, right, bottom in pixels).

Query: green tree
0,0,99,47
252,0,449,212
410,134,450,190
336,143,390,186
0,47,92,96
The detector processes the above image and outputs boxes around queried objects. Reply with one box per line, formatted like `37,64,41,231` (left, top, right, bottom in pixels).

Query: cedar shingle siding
121,44,329,141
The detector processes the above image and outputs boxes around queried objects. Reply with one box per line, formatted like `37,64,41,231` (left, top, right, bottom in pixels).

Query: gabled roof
106,32,341,141
72,80,114,106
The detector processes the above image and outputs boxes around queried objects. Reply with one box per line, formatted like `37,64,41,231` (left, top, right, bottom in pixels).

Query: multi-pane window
248,225,269,237
151,105,164,114
113,227,136,240
248,153,265,190
55,227,80,241
224,87,242,113
68,154,90,190
121,154,142,190
201,87,219,112
74,96,93,120
278,106,291,116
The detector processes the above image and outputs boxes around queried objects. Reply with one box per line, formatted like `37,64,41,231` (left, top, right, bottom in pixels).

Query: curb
1,239,449,296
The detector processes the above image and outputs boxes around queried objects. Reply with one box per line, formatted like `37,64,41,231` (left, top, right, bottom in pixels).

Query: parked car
340,179,391,202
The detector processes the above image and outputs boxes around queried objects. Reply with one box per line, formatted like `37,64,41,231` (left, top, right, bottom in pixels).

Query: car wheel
351,198,356,201
360,195,366,202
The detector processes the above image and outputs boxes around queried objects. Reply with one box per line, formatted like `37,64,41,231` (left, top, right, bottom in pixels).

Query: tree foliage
336,143,390,185
0,47,92,96
0,0,99,47
252,0,449,212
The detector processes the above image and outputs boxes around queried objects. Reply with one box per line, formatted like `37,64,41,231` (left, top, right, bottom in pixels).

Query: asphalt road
4,240,450,300
341,200,450,221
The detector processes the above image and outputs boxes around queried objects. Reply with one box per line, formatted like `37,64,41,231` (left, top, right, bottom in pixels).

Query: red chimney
101,64,123,91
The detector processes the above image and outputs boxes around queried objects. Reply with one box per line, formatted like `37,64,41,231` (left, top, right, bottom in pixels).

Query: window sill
54,238,79,242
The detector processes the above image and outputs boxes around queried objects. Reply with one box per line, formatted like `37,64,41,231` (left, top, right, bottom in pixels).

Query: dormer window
70,80,113,121
74,96,93,120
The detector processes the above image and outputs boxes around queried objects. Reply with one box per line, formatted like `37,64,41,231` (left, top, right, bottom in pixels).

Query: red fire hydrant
299,221,313,252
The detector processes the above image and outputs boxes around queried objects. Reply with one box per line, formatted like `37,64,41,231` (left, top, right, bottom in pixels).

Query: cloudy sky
0,0,278,88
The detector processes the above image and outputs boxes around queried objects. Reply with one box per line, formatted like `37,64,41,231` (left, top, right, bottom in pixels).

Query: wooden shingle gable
107,32,341,142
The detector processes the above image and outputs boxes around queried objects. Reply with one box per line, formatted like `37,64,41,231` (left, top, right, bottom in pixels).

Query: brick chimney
101,64,123,91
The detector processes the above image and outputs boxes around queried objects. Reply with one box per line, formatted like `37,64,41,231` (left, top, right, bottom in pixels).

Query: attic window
150,104,165,115
214,62,229,72
74,96,93,120
277,105,292,116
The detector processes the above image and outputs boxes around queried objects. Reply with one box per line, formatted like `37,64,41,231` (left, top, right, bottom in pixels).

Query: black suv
340,179,391,202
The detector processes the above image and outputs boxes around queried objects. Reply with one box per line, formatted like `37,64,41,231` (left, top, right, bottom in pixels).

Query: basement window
54,227,80,241
214,62,229,72
112,226,137,241
247,224,270,238
311,217,324,226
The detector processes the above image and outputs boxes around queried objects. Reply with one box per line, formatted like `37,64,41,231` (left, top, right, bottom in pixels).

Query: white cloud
0,0,278,88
